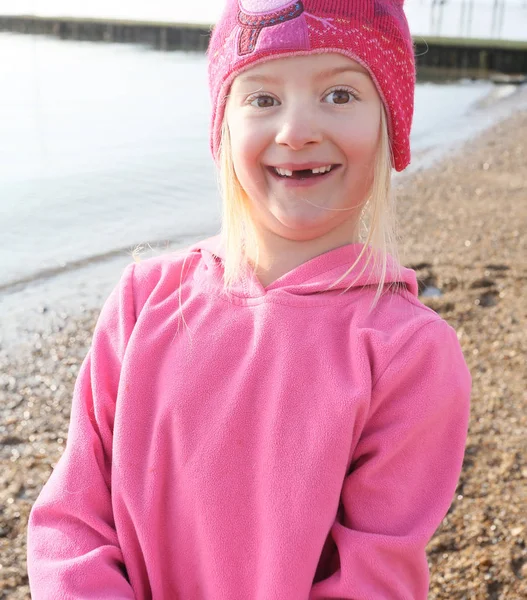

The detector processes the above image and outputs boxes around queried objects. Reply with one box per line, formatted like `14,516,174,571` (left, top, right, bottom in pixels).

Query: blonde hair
217,106,401,310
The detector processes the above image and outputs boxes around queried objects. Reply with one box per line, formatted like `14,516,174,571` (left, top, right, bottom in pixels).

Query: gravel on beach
1,109,526,599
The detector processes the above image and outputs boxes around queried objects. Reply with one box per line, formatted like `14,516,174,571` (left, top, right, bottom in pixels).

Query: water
1,34,219,290
0,32,525,346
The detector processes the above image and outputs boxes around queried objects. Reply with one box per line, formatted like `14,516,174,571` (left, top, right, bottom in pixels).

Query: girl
27,1,471,598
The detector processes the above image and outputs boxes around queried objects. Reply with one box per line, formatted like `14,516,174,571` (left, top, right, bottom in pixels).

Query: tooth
275,168,293,177
312,166,332,174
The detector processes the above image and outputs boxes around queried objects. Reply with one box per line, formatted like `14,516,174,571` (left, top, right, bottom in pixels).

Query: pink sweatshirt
27,238,471,599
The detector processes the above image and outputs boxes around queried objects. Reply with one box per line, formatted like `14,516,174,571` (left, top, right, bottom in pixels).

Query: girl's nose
274,109,323,150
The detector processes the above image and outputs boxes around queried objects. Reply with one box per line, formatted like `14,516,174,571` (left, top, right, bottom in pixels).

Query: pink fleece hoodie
27,238,471,599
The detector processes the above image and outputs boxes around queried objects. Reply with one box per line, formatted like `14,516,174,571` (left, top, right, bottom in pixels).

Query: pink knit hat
207,0,416,172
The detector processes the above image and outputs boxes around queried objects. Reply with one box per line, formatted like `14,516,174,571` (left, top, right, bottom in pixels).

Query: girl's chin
268,211,358,242
247,194,361,240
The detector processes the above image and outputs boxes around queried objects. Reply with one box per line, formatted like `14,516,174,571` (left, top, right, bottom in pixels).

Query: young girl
27,1,471,598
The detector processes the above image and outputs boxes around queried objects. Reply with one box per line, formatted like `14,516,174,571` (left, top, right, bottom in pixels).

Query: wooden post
160,27,168,51
479,49,488,76
104,24,113,42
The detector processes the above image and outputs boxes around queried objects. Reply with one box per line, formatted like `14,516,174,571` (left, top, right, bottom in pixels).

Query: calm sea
1,32,526,345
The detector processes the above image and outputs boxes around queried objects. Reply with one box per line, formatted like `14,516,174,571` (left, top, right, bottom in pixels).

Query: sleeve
27,263,138,599
310,319,472,600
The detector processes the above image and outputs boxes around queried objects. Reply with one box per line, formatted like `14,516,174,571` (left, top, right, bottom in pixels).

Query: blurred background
1,0,526,346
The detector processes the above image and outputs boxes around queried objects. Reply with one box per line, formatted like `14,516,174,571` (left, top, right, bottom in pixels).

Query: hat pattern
237,0,309,56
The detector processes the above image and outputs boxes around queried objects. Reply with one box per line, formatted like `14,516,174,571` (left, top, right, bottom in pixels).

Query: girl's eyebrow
317,65,369,79
237,64,368,86
236,74,281,85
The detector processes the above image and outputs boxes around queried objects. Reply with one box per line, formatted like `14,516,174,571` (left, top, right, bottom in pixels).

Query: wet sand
1,108,526,598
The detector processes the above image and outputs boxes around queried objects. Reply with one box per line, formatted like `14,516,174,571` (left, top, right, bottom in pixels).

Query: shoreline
1,107,526,598
1,82,526,355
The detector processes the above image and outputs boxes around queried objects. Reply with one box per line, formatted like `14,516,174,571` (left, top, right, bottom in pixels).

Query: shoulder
355,285,467,388
119,243,207,317
357,282,443,345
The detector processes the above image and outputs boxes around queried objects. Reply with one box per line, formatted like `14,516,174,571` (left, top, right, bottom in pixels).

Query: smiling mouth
268,165,340,180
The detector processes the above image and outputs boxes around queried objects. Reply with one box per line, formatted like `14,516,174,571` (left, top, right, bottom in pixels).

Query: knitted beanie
207,0,416,172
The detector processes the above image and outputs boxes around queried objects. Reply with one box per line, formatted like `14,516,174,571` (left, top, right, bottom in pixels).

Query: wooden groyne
0,15,211,52
1,15,526,77
415,36,527,79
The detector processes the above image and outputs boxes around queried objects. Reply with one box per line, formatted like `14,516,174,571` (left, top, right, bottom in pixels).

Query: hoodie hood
194,236,418,300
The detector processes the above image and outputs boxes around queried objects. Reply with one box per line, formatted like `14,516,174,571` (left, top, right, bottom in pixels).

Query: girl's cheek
344,118,380,154
237,133,263,166
230,121,252,148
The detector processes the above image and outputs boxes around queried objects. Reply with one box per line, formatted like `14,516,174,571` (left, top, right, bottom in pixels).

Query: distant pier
1,15,526,78
415,35,527,79
0,15,211,52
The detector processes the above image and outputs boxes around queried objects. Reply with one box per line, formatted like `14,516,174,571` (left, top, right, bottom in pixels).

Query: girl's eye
324,89,357,105
249,95,278,108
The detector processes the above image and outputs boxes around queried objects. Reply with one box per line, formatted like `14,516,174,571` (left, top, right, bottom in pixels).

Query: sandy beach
1,106,526,598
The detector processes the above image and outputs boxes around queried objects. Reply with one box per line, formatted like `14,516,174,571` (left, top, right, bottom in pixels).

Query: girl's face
225,53,383,244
